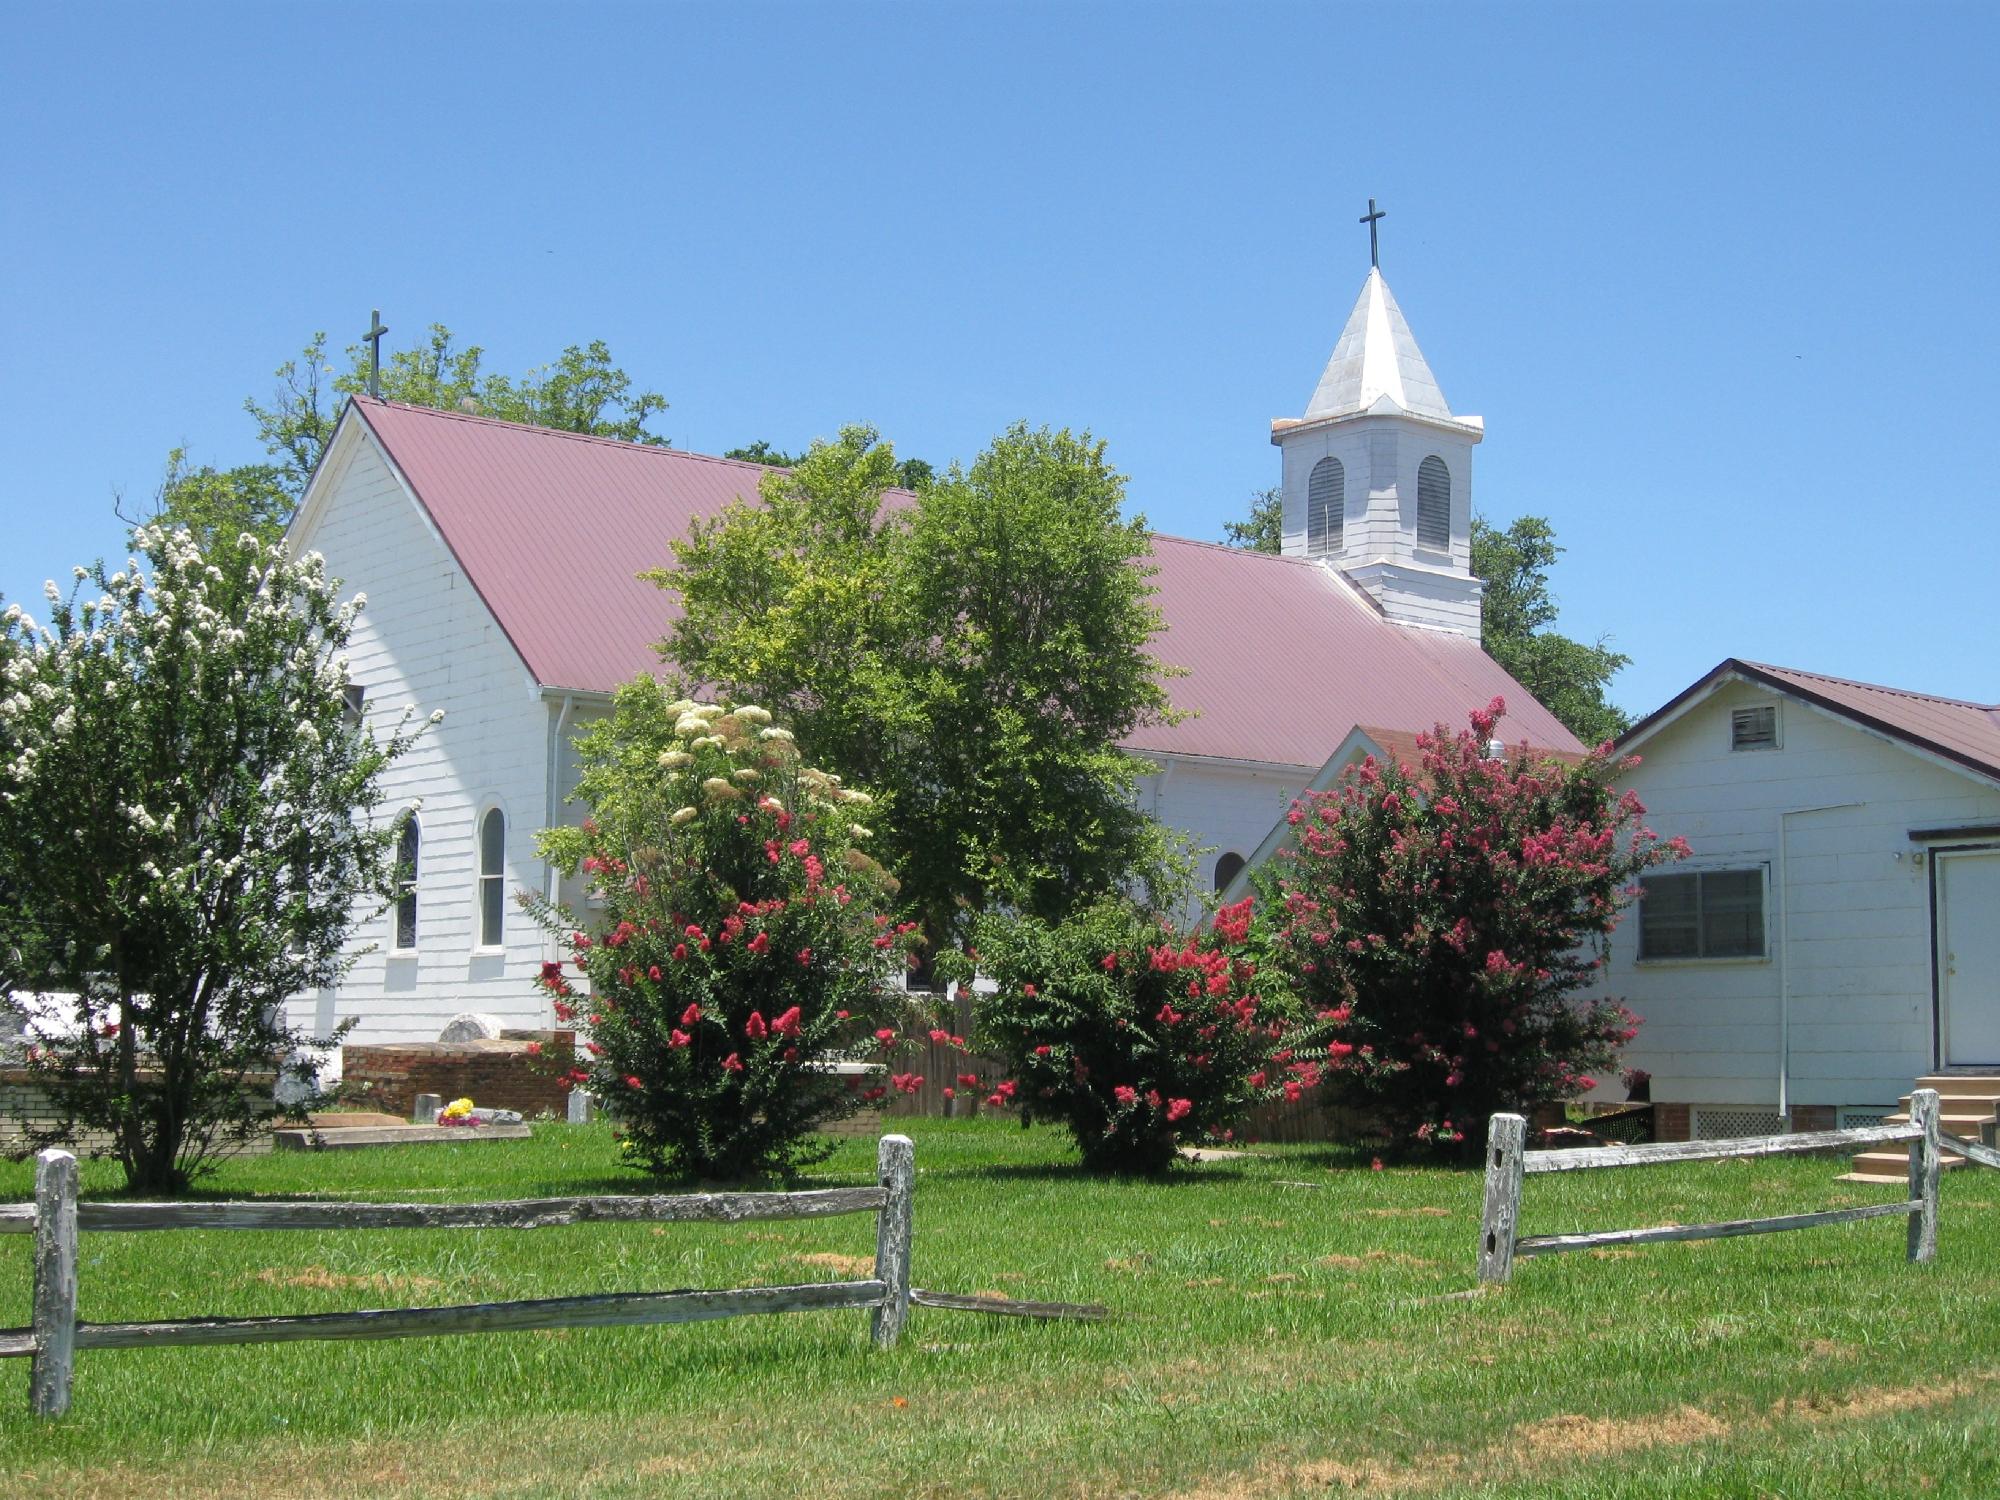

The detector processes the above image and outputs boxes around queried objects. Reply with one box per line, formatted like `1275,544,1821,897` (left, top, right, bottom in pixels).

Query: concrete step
273,1123,533,1151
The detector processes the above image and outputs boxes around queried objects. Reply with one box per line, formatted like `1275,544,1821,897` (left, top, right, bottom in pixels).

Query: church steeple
1304,269,1455,423
1272,259,1485,639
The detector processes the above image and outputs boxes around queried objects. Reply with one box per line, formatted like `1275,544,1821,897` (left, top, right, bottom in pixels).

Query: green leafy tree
0,527,431,1192
117,449,296,549
529,684,918,1180
1222,485,1282,552
722,440,803,468
656,422,1178,947
726,440,934,492
1471,516,1631,745
246,325,670,495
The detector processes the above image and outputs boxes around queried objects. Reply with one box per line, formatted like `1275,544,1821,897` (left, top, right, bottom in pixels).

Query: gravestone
438,1013,505,1044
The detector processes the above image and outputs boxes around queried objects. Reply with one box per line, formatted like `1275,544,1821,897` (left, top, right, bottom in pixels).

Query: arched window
478,808,506,948
1306,457,1344,555
393,816,420,951
1214,851,1247,892
1416,456,1451,551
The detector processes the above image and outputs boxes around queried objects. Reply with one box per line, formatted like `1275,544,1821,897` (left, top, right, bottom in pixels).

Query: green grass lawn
1,1117,1997,1498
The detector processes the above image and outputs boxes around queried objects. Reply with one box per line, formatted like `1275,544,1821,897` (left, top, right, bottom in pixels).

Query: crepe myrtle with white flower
0,526,435,1192
529,681,920,1182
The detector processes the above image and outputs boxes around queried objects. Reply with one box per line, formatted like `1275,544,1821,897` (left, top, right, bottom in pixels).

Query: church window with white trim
478,807,507,948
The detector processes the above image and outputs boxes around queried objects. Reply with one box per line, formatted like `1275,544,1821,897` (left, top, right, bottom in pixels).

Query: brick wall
341,1033,575,1118
1654,1102,1692,1142
2,1067,276,1158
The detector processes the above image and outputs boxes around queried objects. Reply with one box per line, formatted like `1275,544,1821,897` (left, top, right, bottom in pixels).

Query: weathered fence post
30,1148,79,1417
1477,1114,1526,1285
871,1134,914,1348
1909,1087,1940,1264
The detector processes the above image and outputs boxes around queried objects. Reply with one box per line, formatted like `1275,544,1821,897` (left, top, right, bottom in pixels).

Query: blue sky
3,1,1994,719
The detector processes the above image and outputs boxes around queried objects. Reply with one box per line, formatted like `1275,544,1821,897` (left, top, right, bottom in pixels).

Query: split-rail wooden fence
1477,1088,1947,1284
3,1134,1100,1417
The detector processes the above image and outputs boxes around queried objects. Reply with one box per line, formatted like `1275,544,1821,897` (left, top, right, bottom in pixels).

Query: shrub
532,682,917,1181
0,527,429,1192
958,894,1308,1174
1262,699,1686,1155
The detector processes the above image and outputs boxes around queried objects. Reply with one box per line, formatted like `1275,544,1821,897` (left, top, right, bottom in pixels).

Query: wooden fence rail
7,1134,1102,1418
1477,1089,1943,1285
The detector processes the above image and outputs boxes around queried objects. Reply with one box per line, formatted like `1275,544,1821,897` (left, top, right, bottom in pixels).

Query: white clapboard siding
289,436,564,1043
1603,677,2000,1113
1137,753,1309,919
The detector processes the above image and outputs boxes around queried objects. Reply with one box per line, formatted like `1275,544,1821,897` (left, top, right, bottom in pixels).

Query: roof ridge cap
356,395,786,477
1744,659,1996,712
1149,533,1325,567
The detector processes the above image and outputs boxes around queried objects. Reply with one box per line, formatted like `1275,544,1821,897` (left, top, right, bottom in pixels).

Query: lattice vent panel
1691,1107,1788,1141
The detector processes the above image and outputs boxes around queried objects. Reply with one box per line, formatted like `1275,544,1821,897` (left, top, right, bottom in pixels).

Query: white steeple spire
1270,263,1485,639
1303,268,1455,422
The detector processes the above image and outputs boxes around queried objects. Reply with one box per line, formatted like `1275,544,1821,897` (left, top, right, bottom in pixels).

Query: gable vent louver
1731,705,1778,751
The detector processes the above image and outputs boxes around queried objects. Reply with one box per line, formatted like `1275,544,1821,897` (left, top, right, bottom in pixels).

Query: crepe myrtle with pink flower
1261,699,1687,1156
529,681,918,1181
948,893,1314,1174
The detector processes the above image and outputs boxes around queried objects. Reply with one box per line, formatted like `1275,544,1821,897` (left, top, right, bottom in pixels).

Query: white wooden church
283,267,1580,1048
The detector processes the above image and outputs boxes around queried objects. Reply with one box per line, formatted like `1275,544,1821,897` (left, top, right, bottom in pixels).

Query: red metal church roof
350,397,1583,768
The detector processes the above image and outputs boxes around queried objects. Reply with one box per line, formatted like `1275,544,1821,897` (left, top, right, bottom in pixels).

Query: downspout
1777,803,1861,1119
544,693,576,915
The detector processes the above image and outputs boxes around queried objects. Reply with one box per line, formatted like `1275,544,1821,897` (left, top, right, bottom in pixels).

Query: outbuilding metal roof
349,397,1583,768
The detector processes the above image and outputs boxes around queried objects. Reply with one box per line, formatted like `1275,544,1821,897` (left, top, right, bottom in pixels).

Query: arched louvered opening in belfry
1214,851,1247,892
1416,456,1452,551
1306,456,1344,555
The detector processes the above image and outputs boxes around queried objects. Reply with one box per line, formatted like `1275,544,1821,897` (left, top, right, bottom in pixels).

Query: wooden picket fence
2,1134,1100,1418
1476,1089,1948,1284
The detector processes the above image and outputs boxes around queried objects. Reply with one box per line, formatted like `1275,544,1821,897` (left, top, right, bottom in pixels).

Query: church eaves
1302,268,1455,422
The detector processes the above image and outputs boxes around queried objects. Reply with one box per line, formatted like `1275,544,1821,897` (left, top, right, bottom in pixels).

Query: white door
1940,850,2000,1065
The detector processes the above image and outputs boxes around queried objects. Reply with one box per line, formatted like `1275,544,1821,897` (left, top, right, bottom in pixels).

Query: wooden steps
1841,1075,2000,1183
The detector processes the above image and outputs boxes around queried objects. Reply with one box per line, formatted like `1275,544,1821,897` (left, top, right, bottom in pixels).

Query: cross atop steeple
1359,198,1386,269
364,310,390,398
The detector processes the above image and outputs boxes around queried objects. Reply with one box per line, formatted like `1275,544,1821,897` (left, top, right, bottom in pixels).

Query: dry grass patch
785,1251,877,1277
1361,1206,1451,1218
244,1266,443,1295
1771,1372,1993,1424
1511,1404,1730,1461
1317,1250,1437,1270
